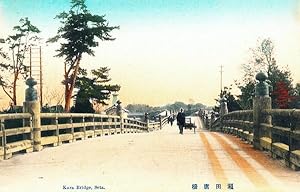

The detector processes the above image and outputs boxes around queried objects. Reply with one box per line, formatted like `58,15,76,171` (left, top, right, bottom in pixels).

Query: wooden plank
0,113,31,120
41,124,57,131
291,131,300,140
5,127,31,136
74,132,84,138
272,126,290,136
290,150,300,168
84,122,95,127
260,137,271,151
57,124,73,129
94,122,104,126
72,123,86,128
41,136,58,145
6,140,32,154
95,129,103,136
59,134,73,142
272,142,289,159
0,147,4,156
85,130,94,136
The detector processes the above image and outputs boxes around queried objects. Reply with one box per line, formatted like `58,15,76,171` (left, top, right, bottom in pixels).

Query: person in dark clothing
169,115,174,126
168,115,174,126
176,108,185,134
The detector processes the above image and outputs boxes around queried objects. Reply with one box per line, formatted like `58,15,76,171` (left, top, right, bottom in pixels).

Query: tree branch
1,84,13,102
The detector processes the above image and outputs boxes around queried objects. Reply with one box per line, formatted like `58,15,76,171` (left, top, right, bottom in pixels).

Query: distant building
127,112,145,120
104,101,129,118
158,110,170,117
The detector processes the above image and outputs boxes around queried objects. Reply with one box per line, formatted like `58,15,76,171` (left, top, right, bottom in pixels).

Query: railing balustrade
0,113,32,160
210,109,300,170
0,113,168,160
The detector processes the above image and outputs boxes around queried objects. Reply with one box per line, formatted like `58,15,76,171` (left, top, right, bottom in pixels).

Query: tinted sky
0,0,300,107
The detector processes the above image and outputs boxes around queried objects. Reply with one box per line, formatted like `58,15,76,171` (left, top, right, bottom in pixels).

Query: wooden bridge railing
221,110,254,143
0,113,32,160
207,71,300,170
0,113,168,160
211,109,300,170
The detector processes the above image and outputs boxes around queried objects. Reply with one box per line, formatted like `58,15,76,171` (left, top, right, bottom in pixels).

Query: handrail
263,109,300,118
0,113,31,120
1,112,169,160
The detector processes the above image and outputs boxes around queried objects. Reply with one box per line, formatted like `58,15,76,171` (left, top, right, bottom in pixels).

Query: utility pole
220,65,224,95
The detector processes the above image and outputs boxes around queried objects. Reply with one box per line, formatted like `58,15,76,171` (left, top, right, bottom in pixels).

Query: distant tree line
125,101,207,116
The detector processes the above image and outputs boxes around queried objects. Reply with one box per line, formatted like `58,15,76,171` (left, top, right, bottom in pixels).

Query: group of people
167,108,186,134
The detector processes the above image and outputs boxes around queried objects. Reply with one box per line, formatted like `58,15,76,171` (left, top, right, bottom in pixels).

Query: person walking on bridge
176,108,185,134
168,115,174,126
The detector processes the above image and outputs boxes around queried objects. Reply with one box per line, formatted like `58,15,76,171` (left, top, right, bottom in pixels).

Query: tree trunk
13,77,17,106
64,85,72,112
64,57,81,112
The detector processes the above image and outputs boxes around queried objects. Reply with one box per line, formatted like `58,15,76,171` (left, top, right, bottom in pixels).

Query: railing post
55,116,61,146
116,101,124,134
145,113,150,132
253,72,272,150
219,97,228,132
29,116,33,143
108,116,112,135
220,97,228,117
21,115,34,153
114,117,117,133
0,119,6,160
70,115,74,142
82,116,86,139
100,117,104,136
23,77,42,152
93,115,96,137
159,115,162,129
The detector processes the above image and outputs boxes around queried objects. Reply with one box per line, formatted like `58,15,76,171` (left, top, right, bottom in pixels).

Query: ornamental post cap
255,72,267,82
25,77,37,87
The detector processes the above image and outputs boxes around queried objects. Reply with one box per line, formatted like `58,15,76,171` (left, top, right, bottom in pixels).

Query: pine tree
72,67,120,113
47,0,119,111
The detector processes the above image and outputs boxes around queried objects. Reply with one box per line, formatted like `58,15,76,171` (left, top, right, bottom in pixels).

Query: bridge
1,73,300,192
1,114,300,192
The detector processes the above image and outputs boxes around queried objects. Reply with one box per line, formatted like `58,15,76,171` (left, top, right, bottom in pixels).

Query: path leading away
0,117,300,192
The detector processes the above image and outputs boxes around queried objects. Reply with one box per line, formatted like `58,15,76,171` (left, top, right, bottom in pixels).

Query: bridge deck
0,117,299,192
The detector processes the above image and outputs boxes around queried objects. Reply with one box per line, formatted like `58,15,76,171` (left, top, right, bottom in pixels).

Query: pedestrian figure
169,115,174,126
205,114,209,128
176,108,185,134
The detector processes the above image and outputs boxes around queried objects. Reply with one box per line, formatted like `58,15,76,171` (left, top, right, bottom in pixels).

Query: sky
1,0,300,108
